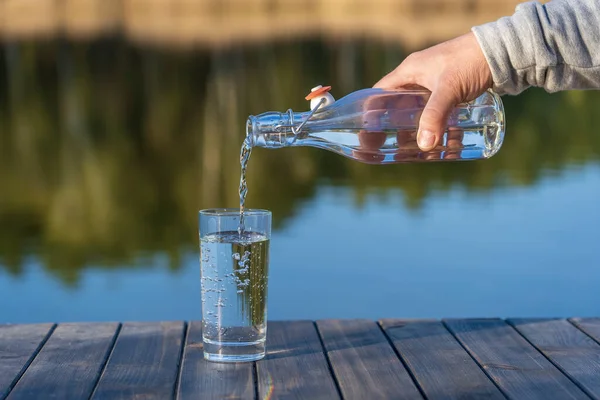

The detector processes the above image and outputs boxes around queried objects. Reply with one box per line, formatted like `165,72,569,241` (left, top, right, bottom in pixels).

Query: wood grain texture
257,320,340,400
445,319,588,400
91,321,186,400
0,324,54,400
510,318,600,399
177,321,254,400
6,323,119,400
571,318,600,344
317,319,422,400
3,319,599,400
380,319,504,400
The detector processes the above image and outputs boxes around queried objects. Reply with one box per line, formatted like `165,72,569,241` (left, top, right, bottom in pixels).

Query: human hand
374,32,493,151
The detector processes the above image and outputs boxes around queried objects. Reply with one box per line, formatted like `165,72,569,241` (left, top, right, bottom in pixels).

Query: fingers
373,50,463,153
373,55,419,89
443,128,465,160
393,130,419,162
353,130,386,163
416,88,457,151
373,71,402,90
373,67,397,89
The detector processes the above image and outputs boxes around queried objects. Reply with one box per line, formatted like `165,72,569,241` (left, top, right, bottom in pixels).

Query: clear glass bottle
246,87,505,164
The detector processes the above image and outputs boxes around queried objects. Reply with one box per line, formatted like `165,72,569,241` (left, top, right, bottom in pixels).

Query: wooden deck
1,319,600,399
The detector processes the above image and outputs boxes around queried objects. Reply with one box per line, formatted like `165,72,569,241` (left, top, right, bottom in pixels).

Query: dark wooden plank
177,321,254,400
509,318,600,399
444,319,589,400
257,320,340,400
571,318,600,344
0,324,54,400
380,319,504,400
317,319,422,400
91,321,186,400
6,323,119,400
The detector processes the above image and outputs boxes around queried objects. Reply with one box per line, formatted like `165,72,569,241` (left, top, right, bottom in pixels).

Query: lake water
1,35,600,323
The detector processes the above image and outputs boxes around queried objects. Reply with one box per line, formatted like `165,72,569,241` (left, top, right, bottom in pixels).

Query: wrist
466,32,493,90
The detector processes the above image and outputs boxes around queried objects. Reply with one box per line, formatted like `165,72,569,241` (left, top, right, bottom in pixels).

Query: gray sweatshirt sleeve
472,0,600,95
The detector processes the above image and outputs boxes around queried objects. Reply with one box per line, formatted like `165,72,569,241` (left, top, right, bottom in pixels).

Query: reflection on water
1,29,600,321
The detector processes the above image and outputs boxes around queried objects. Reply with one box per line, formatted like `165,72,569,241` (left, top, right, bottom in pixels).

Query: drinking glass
199,209,271,362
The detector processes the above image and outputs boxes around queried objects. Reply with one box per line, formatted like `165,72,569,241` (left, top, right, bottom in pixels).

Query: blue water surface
2,163,599,323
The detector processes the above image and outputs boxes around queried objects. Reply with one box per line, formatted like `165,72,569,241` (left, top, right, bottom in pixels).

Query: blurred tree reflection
1,37,599,284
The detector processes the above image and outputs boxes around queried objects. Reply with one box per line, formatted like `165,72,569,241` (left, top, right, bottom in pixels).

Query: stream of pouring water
238,137,252,234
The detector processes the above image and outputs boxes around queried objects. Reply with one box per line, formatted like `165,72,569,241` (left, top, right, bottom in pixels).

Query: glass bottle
246,86,505,164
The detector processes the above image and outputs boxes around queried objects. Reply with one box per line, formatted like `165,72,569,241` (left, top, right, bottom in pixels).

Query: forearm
472,0,600,95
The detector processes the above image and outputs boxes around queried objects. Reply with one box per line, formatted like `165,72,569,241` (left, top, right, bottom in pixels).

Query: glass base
203,338,266,362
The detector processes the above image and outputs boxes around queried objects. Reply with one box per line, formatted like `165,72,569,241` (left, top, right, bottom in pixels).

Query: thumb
417,89,457,151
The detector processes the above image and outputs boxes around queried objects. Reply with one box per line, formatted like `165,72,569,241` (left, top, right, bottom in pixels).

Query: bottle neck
247,111,308,148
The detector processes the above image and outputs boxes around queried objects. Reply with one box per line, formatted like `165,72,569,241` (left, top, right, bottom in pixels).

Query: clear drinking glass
199,208,271,362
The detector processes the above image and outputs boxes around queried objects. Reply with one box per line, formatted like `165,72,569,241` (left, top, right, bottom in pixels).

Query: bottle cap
306,85,335,110
305,85,332,100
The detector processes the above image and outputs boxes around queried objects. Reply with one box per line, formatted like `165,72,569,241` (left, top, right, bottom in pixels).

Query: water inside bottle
302,124,502,164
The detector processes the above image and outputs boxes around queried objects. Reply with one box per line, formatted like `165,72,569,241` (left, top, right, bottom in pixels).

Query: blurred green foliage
1,37,599,284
